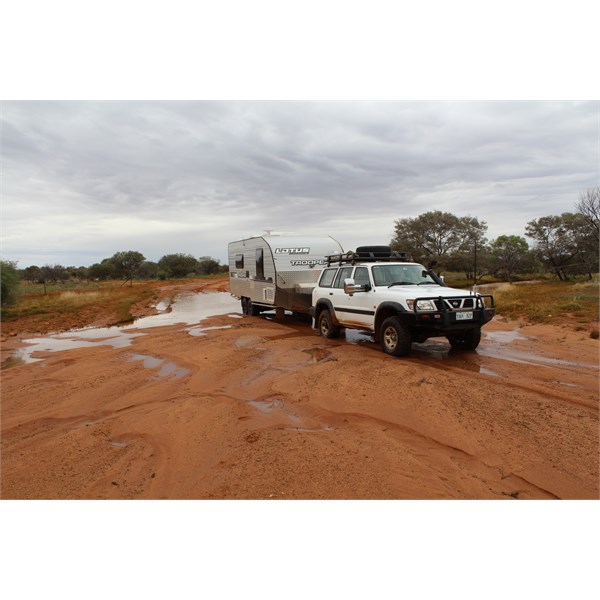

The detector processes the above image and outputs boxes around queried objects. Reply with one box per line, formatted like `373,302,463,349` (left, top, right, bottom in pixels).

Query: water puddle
484,330,527,344
10,292,241,366
129,292,241,329
128,353,190,379
247,398,302,426
110,441,128,448
15,328,146,364
246,397,334,432
477,346,597,369
187,325,233,337
479,366,501,377
344,329,374,345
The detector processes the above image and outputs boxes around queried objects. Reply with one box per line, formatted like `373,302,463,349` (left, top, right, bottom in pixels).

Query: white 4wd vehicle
311,247,495,357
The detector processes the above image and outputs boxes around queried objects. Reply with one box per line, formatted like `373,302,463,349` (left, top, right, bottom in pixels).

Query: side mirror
344,278,369,295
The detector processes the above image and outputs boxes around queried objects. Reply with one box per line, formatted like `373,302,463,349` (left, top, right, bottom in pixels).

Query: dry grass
493,276,599,328
1,282,157,326
1,276,227,336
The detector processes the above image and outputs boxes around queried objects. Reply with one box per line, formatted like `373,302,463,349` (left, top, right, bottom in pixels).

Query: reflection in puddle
129,292,240,329
249,399,281,413
16,328,145,364
484,330,527,344
477,347,597,369
479,366,500,377
247,398,302,426
187,325,233,337
245,397,336,433
344,329,374,345
128,353,190,379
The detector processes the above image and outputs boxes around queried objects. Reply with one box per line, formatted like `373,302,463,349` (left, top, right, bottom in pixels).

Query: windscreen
372,264,436,286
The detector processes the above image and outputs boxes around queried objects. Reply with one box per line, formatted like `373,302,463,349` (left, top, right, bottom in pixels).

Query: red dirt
1,279,598,499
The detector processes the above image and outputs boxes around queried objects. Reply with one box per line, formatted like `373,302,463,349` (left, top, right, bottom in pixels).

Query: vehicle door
332,266,375,328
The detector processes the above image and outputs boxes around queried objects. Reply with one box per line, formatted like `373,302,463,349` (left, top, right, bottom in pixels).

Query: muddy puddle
8,291,241,369
7,289,596,385
245,398,334,433
337,325,598,377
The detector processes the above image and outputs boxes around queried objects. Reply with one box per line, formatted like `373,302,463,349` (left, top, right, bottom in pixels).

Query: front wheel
318,309,340,339
447,328,481,350
380,316,412,357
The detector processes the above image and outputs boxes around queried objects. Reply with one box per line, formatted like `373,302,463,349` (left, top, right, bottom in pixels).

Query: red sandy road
1,286,598,499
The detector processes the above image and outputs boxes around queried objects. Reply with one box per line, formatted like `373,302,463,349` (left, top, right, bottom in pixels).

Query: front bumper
411,294,495,332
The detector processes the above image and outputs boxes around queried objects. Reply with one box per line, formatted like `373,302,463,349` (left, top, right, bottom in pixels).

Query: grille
433,297,476,310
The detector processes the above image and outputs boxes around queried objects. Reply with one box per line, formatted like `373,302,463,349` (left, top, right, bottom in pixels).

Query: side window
235,254,244,269
353,267,370,286
333,267,353,288
255,248,264,279
319,268,337,288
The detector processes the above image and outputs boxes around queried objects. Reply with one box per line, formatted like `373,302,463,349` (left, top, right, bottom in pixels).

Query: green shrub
0,260,21,306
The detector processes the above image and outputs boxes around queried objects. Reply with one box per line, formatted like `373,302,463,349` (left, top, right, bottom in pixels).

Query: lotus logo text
275,247,310,254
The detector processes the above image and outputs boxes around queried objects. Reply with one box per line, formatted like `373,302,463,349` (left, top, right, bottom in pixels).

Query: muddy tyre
380,316,412,357
242,298,261,316
447,327,481,351
318,309,340,339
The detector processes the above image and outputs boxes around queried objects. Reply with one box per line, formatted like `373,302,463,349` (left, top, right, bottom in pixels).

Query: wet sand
1,282,598,499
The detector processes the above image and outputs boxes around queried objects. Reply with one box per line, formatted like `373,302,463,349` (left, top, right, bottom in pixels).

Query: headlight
407,299,436,311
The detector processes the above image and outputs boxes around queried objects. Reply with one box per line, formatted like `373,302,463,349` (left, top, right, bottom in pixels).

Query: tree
575,187,600,278
65,265,89,281
1,260,21,306
111,251,146,286
137,261,158,279
22,265,41,284
37,264,67,293
489,235,530,283
525,213,587,280
89,258,117,280
197,258,221,275
576,187,600,239
158,254,200,278
390,211,487,272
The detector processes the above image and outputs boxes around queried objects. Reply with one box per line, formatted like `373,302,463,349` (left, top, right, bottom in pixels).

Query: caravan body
228,234,344,315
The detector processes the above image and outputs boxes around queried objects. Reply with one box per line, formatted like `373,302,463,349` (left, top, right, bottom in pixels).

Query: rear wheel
318,309,340,339
247,300,261,316
447,328,481,350
241,297,261,316
380,316,412,357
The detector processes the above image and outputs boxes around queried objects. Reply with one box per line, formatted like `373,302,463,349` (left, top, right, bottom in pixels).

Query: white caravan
228,233,344,315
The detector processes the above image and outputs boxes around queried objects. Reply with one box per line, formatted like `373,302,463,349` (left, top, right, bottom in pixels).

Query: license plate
456,311,473,321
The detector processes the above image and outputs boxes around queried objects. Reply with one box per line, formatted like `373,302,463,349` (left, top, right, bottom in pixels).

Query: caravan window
255,248,265,279
235,254,244,269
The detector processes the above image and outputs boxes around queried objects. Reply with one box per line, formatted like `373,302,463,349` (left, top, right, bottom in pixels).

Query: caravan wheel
247,300,261,316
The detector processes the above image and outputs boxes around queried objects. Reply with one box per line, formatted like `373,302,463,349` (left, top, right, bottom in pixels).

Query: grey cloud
1,100,597,266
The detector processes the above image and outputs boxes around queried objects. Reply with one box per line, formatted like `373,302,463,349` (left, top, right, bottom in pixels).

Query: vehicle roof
329,261,424,267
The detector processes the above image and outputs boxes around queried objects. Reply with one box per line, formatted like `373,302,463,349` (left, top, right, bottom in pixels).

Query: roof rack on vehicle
326,246,412,266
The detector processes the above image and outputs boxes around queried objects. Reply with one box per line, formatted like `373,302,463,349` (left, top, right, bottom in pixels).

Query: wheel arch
313,298,340,326
374,301,407,342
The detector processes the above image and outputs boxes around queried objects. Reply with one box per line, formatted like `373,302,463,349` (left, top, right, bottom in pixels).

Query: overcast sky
1,100,597,268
